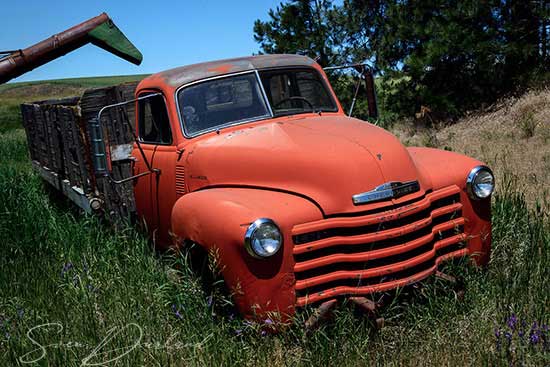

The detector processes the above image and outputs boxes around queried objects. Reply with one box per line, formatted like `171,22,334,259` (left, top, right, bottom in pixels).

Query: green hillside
0,74,148,133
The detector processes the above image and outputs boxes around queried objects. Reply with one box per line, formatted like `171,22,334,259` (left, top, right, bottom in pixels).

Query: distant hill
1,74,149,88
0,74,148,133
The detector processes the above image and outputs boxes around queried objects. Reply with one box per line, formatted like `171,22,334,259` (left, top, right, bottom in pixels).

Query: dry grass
392,89,550,212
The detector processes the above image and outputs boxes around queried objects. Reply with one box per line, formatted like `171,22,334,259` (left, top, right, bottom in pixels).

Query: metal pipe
323,63,371,71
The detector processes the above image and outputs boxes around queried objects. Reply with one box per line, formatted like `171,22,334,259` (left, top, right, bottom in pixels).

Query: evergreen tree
253,0,343,67
254,0,550,120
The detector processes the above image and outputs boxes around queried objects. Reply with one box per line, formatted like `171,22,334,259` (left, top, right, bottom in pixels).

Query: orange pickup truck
21,54,493,322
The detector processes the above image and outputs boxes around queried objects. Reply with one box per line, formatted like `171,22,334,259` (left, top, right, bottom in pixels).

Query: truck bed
21,82,139,222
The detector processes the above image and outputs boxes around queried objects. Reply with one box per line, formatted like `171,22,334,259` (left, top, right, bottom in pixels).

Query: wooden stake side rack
21,82,139,222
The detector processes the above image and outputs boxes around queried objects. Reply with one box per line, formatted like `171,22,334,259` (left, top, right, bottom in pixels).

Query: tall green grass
0,127,548,365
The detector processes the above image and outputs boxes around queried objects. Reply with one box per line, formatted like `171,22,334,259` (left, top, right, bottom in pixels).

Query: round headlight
244,218,283,259
466,166,495,199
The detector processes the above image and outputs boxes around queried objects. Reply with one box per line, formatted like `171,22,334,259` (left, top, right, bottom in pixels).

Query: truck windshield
178,68,337,136
258,68,337,116
178,72,271,136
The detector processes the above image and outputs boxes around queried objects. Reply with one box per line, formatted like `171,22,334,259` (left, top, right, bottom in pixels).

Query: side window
138,93,172,144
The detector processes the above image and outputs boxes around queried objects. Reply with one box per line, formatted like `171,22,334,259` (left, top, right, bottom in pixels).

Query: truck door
134,92,177,245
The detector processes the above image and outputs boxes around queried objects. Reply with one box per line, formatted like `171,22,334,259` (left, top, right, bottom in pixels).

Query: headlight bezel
466,165,495,200
244,218,283,259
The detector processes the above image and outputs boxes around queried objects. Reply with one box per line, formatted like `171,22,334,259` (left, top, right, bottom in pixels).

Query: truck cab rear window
138,94,172,144
178,73,270,136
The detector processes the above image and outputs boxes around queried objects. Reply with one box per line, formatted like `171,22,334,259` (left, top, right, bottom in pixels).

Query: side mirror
89,93,161,184
324,63,378,119
363,72,378,119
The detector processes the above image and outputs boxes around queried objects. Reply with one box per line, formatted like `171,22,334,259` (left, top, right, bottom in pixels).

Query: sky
2,0,282,83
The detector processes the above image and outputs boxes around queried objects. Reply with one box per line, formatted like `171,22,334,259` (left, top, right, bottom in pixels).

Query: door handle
177,148,185,161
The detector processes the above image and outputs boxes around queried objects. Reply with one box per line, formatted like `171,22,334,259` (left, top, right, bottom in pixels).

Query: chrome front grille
291,185,467,307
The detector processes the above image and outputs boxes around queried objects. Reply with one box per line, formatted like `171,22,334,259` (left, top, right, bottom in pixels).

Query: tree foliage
254,0,550,121
253,0,344,67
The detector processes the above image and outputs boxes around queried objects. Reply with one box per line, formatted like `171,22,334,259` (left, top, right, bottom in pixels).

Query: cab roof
146,54,316,89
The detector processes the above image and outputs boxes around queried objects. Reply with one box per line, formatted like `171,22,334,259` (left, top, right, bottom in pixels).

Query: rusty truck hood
184,115,429,215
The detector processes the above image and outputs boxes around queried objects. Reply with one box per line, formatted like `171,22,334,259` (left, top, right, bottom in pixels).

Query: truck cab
131,54,493,320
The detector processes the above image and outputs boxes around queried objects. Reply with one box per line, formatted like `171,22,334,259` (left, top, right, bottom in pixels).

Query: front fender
408,147,484,191
408,147,492,265
170,187,322,320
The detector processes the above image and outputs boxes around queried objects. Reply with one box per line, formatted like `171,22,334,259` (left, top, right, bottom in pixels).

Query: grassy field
0,78,549,366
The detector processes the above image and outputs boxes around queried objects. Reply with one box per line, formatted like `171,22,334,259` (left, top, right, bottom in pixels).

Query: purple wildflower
261,330,267,336
234,329,242,336
495,328,502,351
171,304,183,320
206,296,213,308
504,332,512,343
530,332,540,345
507,314,518,330
61,262,73,277
264,318,274,325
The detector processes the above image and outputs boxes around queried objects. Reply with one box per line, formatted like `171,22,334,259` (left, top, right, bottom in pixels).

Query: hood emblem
352,180,420,205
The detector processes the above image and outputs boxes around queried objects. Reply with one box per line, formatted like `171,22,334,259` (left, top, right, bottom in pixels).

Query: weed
421,130,440,148
517,110,538,138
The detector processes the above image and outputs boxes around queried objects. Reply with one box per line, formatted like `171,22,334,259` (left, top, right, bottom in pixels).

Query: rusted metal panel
110,143,133,161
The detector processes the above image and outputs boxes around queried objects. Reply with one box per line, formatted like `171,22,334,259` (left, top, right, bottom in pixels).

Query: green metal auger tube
0,12,142,84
